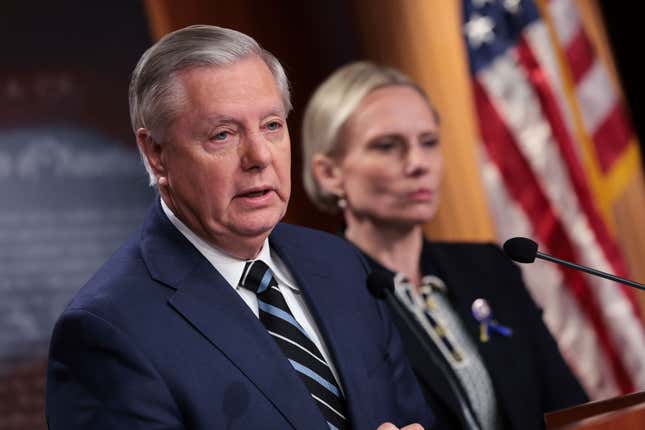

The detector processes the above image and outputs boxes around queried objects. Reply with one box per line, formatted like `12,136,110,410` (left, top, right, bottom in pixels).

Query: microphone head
366,270,395,300
503,237,538,263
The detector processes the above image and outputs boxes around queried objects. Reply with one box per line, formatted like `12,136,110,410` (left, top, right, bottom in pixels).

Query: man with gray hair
46,25,432,430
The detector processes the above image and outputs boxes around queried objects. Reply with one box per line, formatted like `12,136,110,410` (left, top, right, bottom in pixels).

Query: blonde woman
302,61,587,430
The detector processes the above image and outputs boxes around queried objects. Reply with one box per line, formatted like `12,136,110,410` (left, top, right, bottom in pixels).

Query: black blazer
361,240,588,430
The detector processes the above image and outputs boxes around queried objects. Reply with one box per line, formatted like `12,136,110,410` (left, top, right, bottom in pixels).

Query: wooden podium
545,390,645,429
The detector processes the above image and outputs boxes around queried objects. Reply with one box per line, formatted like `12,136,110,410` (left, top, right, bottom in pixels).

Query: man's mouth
238,188,273,198
242,190,269,197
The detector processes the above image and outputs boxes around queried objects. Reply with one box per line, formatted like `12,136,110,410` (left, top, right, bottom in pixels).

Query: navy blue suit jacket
46,201,433,430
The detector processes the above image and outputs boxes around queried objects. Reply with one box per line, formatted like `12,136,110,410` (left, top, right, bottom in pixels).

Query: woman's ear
136,128,168,185
312,153,345,197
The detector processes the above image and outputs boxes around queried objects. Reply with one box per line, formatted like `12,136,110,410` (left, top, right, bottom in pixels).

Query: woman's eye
422,137,439,147
371,140,398,151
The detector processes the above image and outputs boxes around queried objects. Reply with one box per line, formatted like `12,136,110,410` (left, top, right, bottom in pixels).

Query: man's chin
235,225,276,239
222,208,286,241
232,217,282,239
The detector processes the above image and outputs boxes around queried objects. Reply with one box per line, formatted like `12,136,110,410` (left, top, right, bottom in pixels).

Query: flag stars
472,0,495,7
504,0,522,14
464,13,495,48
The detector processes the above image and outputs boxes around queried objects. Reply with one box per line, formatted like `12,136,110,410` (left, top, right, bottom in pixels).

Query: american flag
462,0,645,399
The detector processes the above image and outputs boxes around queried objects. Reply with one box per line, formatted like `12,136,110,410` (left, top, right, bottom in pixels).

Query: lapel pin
419,275,446,310
471,298,513,343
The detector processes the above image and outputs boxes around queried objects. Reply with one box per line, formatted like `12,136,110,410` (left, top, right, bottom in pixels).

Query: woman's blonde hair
301,61,436,212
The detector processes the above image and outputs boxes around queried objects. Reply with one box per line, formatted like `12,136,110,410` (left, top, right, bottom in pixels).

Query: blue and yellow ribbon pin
471,298,513,343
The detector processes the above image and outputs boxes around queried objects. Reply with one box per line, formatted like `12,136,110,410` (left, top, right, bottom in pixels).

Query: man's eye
212,131,230,141
265,121,282,131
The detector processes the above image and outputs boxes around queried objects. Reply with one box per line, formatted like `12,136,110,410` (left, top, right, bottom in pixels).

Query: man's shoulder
272,222,356,253
271,223,369,278
65,232,156,316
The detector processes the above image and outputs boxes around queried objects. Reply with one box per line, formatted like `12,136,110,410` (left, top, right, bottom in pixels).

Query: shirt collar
160,197,298,292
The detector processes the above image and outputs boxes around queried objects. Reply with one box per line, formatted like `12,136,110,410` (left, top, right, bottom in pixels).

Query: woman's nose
403,144,429,176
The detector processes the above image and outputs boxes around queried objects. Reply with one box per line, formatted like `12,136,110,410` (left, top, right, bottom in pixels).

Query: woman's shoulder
422,240,523,286
424,240,507,261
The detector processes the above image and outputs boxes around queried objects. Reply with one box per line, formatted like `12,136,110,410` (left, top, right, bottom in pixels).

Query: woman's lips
407,188,434,202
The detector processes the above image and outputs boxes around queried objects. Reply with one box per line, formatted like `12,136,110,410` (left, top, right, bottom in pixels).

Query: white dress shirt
160,198,343,388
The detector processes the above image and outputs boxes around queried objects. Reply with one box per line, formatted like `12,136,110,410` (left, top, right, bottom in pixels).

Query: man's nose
240,132,272,170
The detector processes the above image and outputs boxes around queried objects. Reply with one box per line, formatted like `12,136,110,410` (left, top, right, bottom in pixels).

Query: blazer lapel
425,242,531,429
361,250,467,424
140,202,328,430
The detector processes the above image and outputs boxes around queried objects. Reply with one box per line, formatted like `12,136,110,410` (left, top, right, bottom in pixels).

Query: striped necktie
239,260,349,430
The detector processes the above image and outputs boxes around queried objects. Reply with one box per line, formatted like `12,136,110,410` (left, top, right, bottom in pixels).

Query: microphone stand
380,287,482,430
536,252,645,290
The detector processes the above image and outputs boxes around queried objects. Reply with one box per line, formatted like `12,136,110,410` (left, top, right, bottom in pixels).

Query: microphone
366,271,482,430
366,269,393,299
503,237,645,290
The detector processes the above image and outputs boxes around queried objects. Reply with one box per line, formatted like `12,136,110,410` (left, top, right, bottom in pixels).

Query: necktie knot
240,260,275,294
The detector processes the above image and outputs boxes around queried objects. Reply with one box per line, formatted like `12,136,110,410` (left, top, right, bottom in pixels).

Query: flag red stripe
564,29,594,83
514,36,641,328
592,104,633,172
550,0,634,175
514,38,634,281
473,79,634,393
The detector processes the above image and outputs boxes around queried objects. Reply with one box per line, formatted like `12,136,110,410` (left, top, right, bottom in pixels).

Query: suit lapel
168,261,328,430
140,202,328,430
269,227,373,429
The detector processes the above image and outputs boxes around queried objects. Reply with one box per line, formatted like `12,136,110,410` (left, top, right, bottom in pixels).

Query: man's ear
312,153,344,197
136,128,167,185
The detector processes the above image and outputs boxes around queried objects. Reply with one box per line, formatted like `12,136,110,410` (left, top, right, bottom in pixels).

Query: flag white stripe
576,60,617,132
548,0,580,46
469,0,645,399
586,276,645,388
524,21,579,156
481,49,645,389
520,31,645,388
480,152,620,398
479,50,601,265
